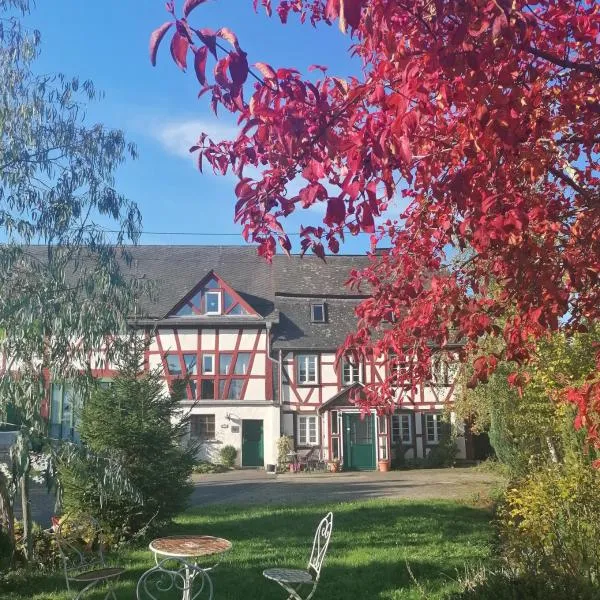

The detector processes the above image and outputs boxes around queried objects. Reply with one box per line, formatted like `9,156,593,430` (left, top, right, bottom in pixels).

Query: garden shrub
59,341,198,538
446,566,600,600
425,421,458,468
192,461,228,474
276,435,293,471
219,445,237,468
497,458,600,586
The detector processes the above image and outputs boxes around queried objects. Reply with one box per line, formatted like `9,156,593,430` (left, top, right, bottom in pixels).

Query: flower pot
328,461,341,473
378,459,390,473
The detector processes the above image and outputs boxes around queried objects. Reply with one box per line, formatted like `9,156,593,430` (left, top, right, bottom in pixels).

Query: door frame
342,412,376,470
241,419,264,467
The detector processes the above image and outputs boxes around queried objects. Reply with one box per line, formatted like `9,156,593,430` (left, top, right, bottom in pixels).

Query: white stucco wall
190,404,280,467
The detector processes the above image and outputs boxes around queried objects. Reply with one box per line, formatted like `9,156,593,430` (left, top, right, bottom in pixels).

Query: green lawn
2,499,494,599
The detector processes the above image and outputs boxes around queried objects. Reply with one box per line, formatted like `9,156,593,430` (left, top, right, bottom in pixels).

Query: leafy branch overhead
151,1,600,451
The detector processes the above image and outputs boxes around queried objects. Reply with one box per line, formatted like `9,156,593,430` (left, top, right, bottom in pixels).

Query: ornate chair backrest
137,558,213,600
307,512,333,581
55,514,106,579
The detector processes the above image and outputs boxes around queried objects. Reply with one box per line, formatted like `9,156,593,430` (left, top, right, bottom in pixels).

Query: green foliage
425,421,458,468
59,340,198,538
497,459,600,586
191,461,228,474
219,445,237,468
446,566,600,600
457,326,600,476
13,521,61,572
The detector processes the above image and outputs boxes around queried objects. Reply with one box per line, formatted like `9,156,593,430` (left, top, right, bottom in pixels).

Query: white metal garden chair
263,512,333,600
55,514,125,600
137,557,213,600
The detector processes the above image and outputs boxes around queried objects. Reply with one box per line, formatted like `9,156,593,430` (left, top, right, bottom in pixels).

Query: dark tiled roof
122,245,276,319
23,245,368,348
273,254,370,297
271,297,362,350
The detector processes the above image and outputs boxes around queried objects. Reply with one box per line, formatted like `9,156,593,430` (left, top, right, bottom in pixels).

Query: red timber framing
149,327,268,401
167,271,259,318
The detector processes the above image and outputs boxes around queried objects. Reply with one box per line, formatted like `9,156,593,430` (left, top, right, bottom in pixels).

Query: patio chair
137,557,213,600
263,512,333,600
55,514,125,600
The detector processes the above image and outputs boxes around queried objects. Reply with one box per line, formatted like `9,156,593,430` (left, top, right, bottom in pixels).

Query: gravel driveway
189,467,502,507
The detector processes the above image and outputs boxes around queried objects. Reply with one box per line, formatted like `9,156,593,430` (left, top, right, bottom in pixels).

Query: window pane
378,415,387,434
229,304,245,315
202,355,214,374
50,385,62,426
297,355,317,384
402,415,411,443
204,277,219,289
166,354,182,375
200,379,215,400
219,354,232,375
227,379,244,400
299,417,307,444
191,415,215,440
205,291,220,313
332,437,340,460
176,304,193,316
331,411,338,435
224,291,235,311
183,355,197,375
308,417,317,444
234,353,251,375
311,304,324,322
188,381,197,400
62,386,73,440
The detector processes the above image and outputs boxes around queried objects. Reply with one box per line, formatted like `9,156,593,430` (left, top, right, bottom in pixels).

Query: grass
1,499,494,599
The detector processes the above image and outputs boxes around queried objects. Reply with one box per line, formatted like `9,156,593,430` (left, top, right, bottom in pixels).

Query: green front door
343,413,376,470
242,420,264,467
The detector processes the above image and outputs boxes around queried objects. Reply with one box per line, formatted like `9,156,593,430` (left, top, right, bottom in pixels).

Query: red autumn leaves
150,1,600,452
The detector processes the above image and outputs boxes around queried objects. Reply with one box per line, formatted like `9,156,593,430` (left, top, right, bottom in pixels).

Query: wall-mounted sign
231,426,240,433
220,423,229,429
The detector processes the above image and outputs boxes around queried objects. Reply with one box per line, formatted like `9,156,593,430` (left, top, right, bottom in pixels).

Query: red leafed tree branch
150,0,600,450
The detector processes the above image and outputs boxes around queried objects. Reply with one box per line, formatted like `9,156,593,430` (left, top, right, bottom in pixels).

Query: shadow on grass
0,500,492,600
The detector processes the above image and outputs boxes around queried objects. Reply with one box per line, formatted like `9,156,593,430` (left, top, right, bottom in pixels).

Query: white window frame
297,415,318,446
202,354,215,375
391,414,412,444
342,358,361,385
296,354,318,385
425,413,441,444
204,291,222,315
311,303,326,323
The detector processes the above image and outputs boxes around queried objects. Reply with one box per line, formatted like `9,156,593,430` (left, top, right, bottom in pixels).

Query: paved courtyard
190,467,502,507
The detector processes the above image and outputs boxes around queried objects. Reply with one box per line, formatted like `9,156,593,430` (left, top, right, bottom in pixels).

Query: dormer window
311,303,326,323
205,291,221,315
173,273,254,318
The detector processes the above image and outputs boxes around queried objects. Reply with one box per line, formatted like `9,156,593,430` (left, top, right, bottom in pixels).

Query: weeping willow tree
0,0,144,561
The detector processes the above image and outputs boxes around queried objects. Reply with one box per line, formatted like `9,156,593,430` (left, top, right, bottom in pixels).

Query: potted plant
378,459,391,472
328,459,341,473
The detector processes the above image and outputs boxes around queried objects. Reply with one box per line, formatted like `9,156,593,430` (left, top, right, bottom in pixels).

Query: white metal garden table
148,535,232,600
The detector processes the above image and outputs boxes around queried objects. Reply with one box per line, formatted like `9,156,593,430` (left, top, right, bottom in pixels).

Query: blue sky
24,0,379,254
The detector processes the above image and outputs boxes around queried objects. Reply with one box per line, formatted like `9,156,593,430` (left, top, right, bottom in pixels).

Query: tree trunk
20,470,32,561
0,472,15,564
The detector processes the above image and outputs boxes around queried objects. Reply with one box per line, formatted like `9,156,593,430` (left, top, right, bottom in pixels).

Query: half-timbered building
44,245,467,469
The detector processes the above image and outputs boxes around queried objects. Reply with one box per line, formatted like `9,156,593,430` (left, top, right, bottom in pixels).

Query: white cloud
149,118,238,159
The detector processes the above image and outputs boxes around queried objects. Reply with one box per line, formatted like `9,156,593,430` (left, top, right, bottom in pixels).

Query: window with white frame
342,358,361,385
296,354,318,384
204,291,221,315
425,413,441,443
297,415,318,445
311,303,326,323
391,414,412,444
